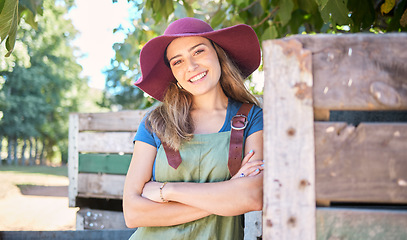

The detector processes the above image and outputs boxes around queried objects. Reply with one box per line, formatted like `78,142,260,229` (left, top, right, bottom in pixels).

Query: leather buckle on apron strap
231,114,248,130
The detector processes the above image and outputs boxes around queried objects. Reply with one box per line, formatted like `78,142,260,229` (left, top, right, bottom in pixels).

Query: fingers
240,149,255,167
242,161,264,177
231,150,264,179
232,159,264,179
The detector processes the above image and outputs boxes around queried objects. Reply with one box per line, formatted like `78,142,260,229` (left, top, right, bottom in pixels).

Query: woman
123,17,264,240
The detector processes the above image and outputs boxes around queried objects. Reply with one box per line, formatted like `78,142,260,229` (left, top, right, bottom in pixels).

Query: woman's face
166,36,222,98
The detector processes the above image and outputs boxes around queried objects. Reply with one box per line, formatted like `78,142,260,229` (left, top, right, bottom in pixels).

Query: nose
186,57,198,72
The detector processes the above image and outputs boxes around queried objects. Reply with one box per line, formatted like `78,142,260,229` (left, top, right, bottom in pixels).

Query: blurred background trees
1,0,89,165
0,0,406,165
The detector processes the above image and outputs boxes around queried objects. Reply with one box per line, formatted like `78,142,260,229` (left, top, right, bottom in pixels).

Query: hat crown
164,18,213,35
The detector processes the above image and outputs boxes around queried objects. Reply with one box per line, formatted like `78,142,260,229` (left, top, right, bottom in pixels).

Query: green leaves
381,0,396,14
402,8,407,27
347,0,375,32
19,0,44,30
0,0,42,57
0,0,19,57
316,0,352,25
276,0,294,26
182,0,194,17
211,9,226,28
261,23,278,41
145,0,174,23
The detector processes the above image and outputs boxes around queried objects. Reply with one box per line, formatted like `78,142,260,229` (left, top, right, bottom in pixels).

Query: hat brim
135,24,261,101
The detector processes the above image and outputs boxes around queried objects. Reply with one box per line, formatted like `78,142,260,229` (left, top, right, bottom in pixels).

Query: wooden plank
76,211,84,230
263,39,316,239
288,33,407,111
78,132,135,154
77,173,125,199
244,211,262,240
79,154,132,175
78,110,148,131
0,230,135,240
68,113,79,207
316,207,407,239
77,208,130,230
315,122,407,203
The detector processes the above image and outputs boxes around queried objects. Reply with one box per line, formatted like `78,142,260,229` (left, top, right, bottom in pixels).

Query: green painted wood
316,207,407,240
78,154,132,175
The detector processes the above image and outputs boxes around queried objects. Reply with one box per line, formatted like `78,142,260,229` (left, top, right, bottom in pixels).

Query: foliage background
0,0,95,164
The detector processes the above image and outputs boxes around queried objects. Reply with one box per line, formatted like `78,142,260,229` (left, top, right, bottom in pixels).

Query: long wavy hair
146,40,259,150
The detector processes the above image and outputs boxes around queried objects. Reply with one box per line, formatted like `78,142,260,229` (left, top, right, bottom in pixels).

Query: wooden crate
262,33,407,239
68,110,147,230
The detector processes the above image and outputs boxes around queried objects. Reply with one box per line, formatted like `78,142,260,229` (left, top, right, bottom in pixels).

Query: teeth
190,72,207,82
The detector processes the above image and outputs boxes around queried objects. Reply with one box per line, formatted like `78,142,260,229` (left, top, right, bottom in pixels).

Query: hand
141,181,167,203
231,150,264,180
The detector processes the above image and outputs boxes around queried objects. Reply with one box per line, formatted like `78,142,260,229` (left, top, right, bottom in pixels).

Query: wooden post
68,113,79,207
262,39,316,239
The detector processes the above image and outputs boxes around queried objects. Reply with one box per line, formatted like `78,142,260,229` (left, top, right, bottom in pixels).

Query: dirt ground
0,169,78,231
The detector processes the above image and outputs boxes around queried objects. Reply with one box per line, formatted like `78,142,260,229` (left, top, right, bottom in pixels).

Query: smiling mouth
189,71,207,83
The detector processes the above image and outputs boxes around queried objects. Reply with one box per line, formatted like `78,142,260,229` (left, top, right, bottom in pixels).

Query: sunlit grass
0,165,67,177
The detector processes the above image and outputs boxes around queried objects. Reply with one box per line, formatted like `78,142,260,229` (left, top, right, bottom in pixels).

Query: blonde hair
146,41,259,150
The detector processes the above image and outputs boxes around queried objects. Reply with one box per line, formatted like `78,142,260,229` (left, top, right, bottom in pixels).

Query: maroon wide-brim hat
135,17,261,101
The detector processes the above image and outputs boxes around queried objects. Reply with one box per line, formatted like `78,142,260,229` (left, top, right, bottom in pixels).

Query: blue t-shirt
134,98,263,148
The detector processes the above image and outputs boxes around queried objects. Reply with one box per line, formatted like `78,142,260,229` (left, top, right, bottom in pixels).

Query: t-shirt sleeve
245,105,263,137
133,114,157,148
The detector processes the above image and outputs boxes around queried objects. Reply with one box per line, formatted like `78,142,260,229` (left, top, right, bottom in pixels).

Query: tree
102,0,407,110
0,0,86,164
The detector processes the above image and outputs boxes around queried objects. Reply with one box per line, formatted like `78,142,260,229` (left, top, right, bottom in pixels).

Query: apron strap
163,103,254,175
228,103,253,176
162,143,182,170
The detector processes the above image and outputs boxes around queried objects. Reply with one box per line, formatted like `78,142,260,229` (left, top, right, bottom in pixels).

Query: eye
172,59,182,66
194,49,204,56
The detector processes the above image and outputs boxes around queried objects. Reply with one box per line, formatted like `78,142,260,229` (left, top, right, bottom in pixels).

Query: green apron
129,131,244,240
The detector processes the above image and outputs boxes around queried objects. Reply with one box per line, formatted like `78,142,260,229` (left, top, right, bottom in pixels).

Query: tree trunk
39,139,45,165
13,138,18,165
21,138,27,165
7,137,12,165
0,135,3,166
29,138,34,166
34,137,39,165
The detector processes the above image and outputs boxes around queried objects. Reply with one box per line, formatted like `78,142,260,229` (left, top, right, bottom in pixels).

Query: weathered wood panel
263,39,316,239
78,132,135,154
77,208,130,230
315,122,407,203
78,110,148,132
287,33,407,111
77,173,125,199
316,207,407,239
68,113,79,207
79,154,132,175
244,211,262,240
0,230,135,240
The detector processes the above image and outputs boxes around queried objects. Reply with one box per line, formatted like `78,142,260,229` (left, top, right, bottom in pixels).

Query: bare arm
142,130,264,216
123,141,211,228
